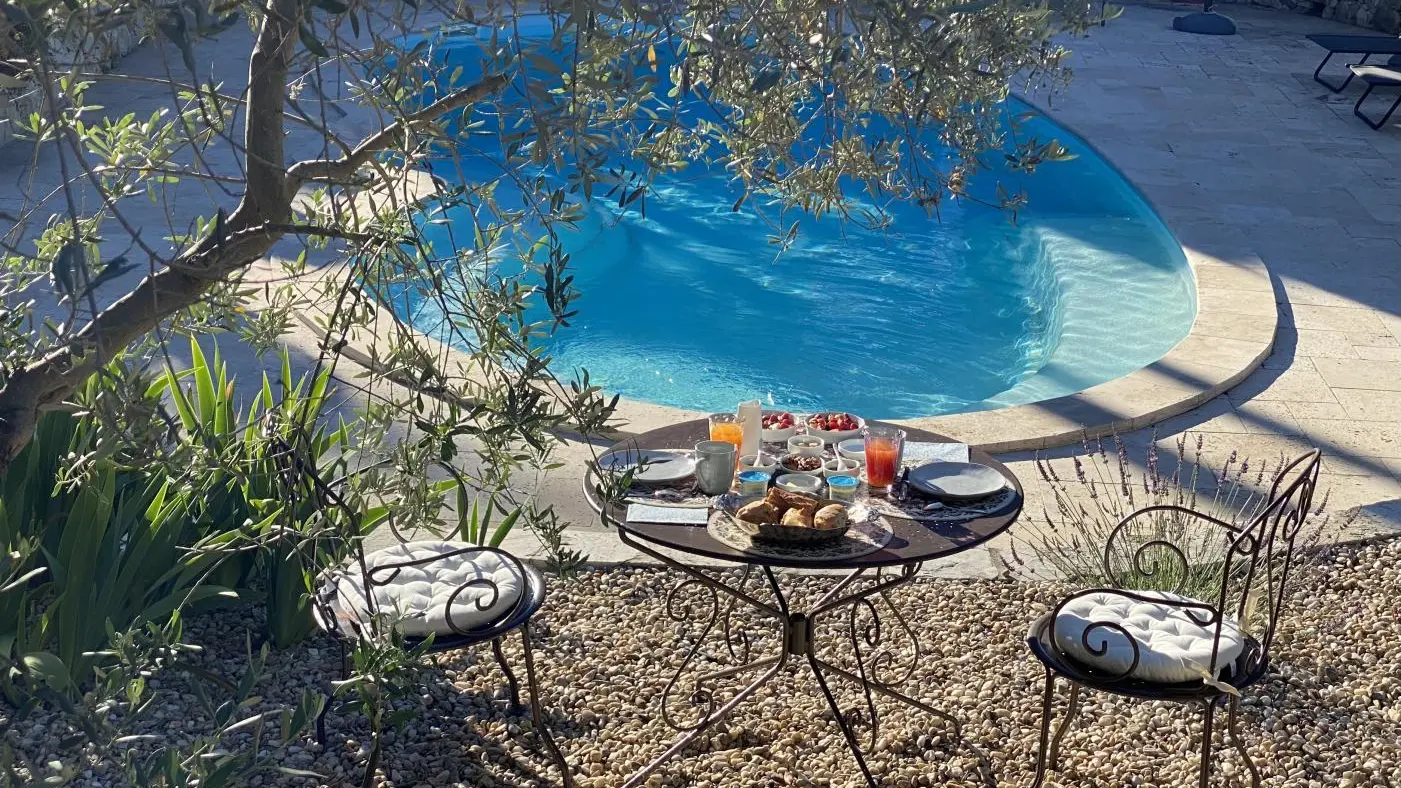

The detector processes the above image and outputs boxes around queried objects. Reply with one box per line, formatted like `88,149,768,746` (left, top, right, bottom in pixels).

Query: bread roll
780,507,814,528
813,504,848,530
737,500,780,524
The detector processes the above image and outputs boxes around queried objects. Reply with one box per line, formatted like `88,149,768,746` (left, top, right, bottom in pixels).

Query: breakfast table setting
580,402,1025,788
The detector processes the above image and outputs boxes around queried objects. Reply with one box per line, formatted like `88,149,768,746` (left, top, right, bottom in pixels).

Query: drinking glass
694,440,738,495
708,413,744,451
862,425,905,491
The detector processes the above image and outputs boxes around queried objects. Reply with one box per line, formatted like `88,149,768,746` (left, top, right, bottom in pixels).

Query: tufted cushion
1046,590,1246,684
323,542,526,637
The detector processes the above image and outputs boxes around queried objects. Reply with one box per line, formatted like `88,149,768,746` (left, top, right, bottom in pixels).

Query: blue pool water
387,27,1196,419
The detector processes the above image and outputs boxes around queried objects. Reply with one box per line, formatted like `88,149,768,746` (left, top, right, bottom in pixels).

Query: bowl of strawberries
761,410,798,443
802,412,865,444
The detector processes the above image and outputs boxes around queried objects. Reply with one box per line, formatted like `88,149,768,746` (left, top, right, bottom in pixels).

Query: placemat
862,486,1018,522
625,504,710,525
621,486,713,507
901,442,970,465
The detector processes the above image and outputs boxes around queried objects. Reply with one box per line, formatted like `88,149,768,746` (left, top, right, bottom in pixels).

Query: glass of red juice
863,425,905,491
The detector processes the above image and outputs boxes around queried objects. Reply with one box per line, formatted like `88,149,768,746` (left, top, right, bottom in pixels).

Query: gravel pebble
6,538,1401,787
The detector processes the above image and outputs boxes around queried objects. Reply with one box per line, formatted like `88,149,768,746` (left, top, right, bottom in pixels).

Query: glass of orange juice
708,413,744,451
863,425,905,492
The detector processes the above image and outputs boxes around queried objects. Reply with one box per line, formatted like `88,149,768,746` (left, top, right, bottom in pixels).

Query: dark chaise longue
1349,65,1401,129
1307,34,1401,92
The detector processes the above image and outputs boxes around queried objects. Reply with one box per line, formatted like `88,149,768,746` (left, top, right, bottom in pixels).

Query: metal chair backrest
1249,449,1321,665
1099,449,1322,678
264,433,383,638
264,430,534,642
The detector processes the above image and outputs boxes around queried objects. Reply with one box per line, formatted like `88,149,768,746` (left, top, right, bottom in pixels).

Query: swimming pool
386,27,1196,419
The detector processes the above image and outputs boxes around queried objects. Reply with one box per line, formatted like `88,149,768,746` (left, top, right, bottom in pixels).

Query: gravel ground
10,538,1401,788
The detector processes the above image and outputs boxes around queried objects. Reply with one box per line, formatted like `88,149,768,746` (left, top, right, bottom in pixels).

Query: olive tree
0,0,1092,485
0,0,1097,778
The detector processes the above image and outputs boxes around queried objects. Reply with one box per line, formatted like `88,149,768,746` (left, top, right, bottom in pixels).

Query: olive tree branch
283,72,509,192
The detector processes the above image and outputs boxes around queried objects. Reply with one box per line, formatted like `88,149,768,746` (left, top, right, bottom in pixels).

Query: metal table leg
622,656,789,788
616,535,964,788
617,535,789,788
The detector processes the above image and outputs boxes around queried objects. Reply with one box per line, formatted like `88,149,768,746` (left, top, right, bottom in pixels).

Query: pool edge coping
898,93,1279,452
309,144,1276,454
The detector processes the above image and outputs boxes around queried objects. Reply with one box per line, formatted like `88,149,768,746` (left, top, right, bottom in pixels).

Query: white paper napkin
626,504,710,525
902,442,970,465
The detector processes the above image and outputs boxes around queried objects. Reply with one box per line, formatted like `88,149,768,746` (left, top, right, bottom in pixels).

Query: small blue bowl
827,474,860,501
737,470,771,496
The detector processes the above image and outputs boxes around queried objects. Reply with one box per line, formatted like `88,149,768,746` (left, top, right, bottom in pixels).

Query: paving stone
1331,387,1401,422
1313,358,1401,391
1285,401,1352,421
1355,345,1401,362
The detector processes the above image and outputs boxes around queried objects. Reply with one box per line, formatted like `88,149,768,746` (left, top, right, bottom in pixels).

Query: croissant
763,487,792,512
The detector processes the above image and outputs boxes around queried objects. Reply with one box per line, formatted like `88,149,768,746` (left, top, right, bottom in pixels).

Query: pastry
790,497,820,517
765,487,820,515
737,500,780,524
763,487,791,512
813,504,848,530
781,507,815,528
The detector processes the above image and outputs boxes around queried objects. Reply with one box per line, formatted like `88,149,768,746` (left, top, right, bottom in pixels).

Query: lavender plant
1010,433,1354,611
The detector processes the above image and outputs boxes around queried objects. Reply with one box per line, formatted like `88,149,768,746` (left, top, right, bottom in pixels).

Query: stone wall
1321,0,1401,33
1221,0,1401,34
0,85,42,149
1236,0,1327,16
0,10,153,149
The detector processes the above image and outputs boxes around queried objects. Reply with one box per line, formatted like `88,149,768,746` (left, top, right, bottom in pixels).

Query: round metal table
582,419,1024,787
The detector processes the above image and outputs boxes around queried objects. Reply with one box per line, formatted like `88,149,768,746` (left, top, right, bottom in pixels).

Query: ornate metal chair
1025,449,1321,788
266,437,573,786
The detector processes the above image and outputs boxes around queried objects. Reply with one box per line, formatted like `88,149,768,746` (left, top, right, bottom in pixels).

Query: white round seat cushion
325,541,526,637
1049,590,1246,684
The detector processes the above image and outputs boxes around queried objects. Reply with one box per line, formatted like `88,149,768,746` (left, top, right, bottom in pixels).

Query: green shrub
0,408,233,690
149,338,363,647
0,337,384,692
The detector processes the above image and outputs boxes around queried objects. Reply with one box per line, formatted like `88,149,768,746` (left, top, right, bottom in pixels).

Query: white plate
906,462,1007,500
598,449,696,484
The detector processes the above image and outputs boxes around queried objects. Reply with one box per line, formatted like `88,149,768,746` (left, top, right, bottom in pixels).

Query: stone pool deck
1029,4,1401,525
1,2,1398,573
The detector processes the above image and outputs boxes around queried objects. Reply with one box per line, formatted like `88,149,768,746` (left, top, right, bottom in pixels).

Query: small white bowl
761,410,798,443
739,453,780,475
823,457,862,479
775,473,823,496
803,413,866,444
779,452,826,476
836,438,866,463
787,434,824,457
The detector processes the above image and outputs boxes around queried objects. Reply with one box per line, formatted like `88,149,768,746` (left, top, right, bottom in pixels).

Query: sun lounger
1349,65,1401,130
1306,34,1401,92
